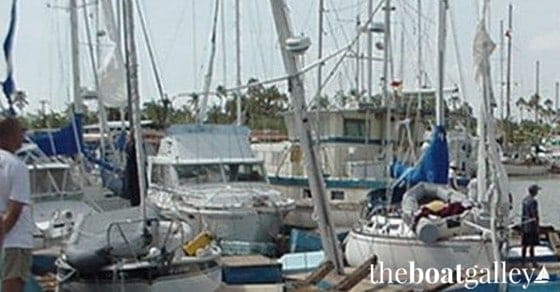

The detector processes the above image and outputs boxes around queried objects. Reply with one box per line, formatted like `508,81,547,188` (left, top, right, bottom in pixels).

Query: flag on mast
2,0,18,116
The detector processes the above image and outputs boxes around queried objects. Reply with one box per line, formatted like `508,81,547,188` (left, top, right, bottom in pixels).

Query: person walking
0,117,33,292
521,184,541,268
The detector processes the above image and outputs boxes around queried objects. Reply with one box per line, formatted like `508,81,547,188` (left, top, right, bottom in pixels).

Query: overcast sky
0,0,559,120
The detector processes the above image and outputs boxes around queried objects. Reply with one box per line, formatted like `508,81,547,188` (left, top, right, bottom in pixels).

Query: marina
1,0,560,291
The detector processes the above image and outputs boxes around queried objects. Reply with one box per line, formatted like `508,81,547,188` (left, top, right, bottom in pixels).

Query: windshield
151,162,266,186
151,164,223,187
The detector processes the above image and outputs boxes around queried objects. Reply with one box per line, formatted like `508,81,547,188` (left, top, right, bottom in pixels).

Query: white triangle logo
534,265,550,283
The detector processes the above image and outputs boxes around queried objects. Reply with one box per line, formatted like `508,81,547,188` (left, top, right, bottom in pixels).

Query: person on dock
521,184,541,268
0,117,33,292
448,161,459,190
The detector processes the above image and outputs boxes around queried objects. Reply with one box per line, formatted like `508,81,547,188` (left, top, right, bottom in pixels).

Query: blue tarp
390,125,449,186
29,114,84,156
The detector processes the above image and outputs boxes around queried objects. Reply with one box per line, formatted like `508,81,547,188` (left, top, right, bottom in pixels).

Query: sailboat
56,1,222,291
344,0,501,271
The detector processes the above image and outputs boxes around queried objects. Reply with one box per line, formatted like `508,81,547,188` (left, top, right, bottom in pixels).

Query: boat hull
503,163,548,176
344,229,494,270
171,206,289,244
58,263,222,292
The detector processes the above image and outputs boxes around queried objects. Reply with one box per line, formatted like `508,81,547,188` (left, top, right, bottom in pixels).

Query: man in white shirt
0,117,32,292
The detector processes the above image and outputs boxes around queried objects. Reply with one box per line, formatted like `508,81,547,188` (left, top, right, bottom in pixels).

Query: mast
417,0,422,111
383,0,392,172
269,0,344,274
355,15,360,94
436,0,447,126
505,4,512,121
317,0,324,98
235,0,242,125
499,20,504,120
198,0,221,124
83,0,120,163
70,0,82,113
382,0,390,107
367,0,373,100
123,0,147,223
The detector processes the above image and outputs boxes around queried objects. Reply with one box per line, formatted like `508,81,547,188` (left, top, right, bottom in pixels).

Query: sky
0,0,559,121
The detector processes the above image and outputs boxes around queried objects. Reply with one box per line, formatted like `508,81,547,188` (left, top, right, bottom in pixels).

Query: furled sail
97,0,127,108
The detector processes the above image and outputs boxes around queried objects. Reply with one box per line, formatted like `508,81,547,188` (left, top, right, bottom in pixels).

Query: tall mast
367,0,373,100
383,0,392,172
416,0,422,110
505,4,512,121
269,0,344,274
499,20,504,120
198,0,221,124
355,15,361,95
70,0,82,113
124,0,147,223
436,0,448,126
235,0,242,125
382,0,390,107
221,0,227,88
317,0,324,97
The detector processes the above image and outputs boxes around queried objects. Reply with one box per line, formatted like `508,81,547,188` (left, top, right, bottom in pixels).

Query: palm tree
528,93,540,121
449,95,461,111
515,97,526,121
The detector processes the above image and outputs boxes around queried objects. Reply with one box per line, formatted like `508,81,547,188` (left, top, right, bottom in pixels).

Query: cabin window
224,163,266,183
343,119,365,138
302,188,312,199
331,190,345,200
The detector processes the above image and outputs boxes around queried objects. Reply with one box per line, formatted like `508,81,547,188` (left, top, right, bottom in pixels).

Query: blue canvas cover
29,114,84,156
390,125,449,186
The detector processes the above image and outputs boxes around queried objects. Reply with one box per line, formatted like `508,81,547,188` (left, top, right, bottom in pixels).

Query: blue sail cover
30,114,84,156
390,125,449,186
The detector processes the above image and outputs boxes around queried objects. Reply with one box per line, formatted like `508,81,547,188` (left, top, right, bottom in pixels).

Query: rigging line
324,0,368,13
174,42,354,100
449,3,468,103
325,0,354,86
135,0,166,101
253,0,270,79
399,0,437,27
174,1,386,101
161,0,189,67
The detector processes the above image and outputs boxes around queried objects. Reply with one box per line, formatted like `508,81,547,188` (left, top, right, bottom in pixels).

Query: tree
515,97,526,121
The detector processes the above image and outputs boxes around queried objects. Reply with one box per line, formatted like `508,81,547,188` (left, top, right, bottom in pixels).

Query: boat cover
64,206,158,273
29,114,84,156
390,125,449,187
400,182,471,224
159,124,255,162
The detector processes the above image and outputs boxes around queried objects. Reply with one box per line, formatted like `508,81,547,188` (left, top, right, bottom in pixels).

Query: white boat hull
504,163,548,176
171,206,289,244
344,230,494,270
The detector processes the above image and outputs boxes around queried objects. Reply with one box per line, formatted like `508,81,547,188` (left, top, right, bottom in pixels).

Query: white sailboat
56,1,222,290
345,0,507,271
